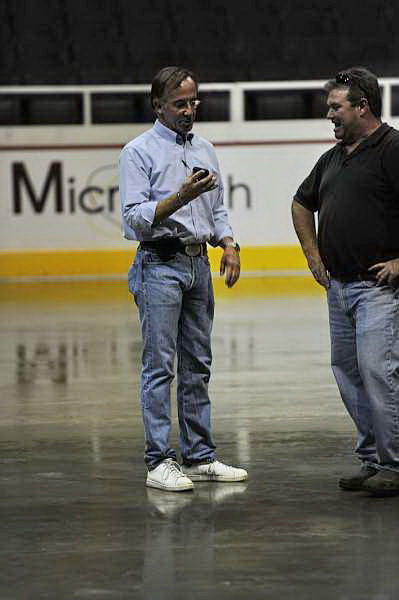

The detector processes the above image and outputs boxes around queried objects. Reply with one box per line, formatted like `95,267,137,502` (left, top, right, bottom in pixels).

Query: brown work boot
363,470,399,497
338,465,378,491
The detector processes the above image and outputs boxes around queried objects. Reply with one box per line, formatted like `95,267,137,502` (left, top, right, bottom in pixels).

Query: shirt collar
364,122,392,147
153,119,194,145
338,122,391,153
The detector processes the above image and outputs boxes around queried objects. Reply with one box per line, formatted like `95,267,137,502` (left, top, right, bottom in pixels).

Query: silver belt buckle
185,243,201,257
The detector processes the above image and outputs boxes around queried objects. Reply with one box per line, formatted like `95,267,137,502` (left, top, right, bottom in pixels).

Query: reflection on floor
1,279,399,600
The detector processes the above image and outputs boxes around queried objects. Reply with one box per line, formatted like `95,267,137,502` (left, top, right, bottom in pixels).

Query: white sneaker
182,460,248,482
146,459,194,492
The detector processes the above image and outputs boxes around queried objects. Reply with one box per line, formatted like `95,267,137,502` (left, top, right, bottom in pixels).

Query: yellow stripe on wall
0,245,308,278
0,248,135,278
0,276,323,304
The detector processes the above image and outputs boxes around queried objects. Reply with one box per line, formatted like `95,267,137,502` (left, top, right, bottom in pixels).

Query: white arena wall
1,79,397,280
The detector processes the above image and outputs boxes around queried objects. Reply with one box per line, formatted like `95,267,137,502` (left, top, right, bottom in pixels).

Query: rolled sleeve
210,177,234,245
294,164,320,212
119,146,157,237
294,150,333,213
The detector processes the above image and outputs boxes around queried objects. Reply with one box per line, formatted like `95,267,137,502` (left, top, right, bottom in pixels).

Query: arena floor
1,278,399,600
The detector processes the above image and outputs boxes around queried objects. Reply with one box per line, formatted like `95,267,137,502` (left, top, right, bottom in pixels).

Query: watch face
225,241,240,251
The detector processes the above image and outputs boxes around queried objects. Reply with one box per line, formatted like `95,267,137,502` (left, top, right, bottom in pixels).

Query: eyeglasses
170,98,201,111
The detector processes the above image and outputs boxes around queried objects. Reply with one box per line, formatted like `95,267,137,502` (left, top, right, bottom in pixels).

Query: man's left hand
369,258,399,285
220,247,240,288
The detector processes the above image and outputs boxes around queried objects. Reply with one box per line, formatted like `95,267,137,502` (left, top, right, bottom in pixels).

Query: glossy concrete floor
1,279,399,600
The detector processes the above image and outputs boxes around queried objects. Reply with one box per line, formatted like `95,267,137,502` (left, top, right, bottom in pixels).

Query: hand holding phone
192,167,210,179
178,167,216,205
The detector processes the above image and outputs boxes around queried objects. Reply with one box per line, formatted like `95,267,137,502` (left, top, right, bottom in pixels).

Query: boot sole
365,487,399,497
339,481,367,491
339,472,378,491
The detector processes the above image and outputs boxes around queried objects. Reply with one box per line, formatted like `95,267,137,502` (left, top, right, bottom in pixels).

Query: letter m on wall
12,162,63,214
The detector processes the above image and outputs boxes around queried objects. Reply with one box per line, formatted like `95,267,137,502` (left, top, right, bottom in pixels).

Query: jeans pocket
128,262,138,295
143,251,176,265
200,254,211,268
363,280,376,288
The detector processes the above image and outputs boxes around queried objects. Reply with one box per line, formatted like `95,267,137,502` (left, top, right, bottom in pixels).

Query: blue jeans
128,248,216,469
327,279,399,472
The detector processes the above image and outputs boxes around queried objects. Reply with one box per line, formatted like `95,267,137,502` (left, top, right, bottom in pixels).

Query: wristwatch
224,241,240,252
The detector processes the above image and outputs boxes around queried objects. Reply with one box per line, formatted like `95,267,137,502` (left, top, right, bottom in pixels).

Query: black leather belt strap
139,239,207,257
333,273,376,283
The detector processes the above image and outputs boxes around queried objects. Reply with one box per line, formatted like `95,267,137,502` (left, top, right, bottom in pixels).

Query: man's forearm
153,192,185,226
291,199,319,259
292,199,329,288
153,170,217,226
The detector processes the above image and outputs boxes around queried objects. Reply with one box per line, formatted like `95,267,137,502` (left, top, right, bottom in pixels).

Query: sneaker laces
163,459,188,482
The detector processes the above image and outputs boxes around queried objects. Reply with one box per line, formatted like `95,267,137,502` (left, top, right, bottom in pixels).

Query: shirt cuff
127,201,158,234
210,224,234,247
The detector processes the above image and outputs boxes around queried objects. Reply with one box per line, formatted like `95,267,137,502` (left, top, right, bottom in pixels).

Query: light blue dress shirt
118,119,233,246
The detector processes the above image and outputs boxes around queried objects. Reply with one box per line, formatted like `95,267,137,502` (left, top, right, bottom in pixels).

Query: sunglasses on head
336,72,368,95
335,72,370,107
336,72,354,86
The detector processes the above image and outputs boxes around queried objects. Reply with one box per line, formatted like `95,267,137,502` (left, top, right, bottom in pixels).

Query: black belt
140,239,207,257
332,273,376,283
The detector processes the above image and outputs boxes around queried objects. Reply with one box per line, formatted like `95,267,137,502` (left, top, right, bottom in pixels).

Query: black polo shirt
294,123,399,279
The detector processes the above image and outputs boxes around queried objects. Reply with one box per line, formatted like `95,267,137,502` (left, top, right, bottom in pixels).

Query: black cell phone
192,167,209,179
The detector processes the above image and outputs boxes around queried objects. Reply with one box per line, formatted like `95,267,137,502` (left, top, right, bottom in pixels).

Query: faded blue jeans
128,248,216,470
327,279,399,472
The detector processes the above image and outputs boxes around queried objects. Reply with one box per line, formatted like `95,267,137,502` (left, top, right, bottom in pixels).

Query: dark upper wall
1,0,398,85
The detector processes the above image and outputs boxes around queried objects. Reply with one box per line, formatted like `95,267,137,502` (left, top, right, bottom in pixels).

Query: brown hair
325,67,382,118
151,66,198,109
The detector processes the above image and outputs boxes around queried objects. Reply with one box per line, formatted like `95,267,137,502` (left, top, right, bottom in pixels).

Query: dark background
1,0,398,85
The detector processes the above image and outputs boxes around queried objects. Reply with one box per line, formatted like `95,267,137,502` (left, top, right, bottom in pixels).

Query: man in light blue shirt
119,66,248,492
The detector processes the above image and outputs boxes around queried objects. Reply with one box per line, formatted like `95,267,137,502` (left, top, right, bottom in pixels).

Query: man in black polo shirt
292,67,399,497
